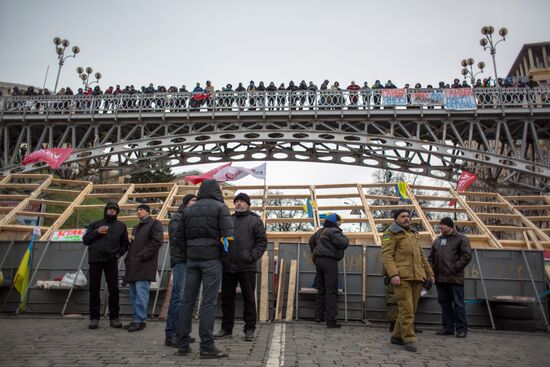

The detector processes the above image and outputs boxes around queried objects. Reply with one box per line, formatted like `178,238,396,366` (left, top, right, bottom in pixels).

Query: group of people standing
82,181,472,357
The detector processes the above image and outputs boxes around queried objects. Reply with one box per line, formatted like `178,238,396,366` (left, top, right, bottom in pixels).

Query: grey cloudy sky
1,0,549,186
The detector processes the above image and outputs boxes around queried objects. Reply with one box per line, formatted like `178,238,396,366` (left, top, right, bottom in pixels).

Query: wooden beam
357,183,380,244
156,183,178,221
117,184,135,206
40,182,94,240
274,258,286,322
285,260,297,321
496,193,550,242
406,186,436,241
0,175,53,227
259,252,270,322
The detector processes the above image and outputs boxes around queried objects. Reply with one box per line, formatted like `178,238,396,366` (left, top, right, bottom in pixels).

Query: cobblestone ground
0,317,548,367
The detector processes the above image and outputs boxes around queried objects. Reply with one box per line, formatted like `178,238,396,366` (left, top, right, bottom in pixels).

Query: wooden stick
285,260,297,321
259,251,270,322
275,258,285,321
158,273,173,320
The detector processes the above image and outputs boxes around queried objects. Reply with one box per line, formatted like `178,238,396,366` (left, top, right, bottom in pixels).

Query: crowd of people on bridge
83,179,472,358
1,76,543,113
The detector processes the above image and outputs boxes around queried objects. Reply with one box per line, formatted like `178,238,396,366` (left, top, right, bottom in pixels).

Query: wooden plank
465,201,509,207
85,193,124,198
274,258,285,321
0,183,41,190
17,211,61,219
0,175,12,184
449,188,502,249
486,225,529,232
504,195,546,201
458,191,498,197
477,213,522,219
0,224,50,232
259,252,270,322
0,194,27,200
358,183,383,244
42,188,82,195
309,185,320,231
315,193,360,199
285,260,297,321
156,183,179,221
117,184,135,206
51,178,91,185
128,192,171,198
40,182,94,240
0,176,53,227
496,194,550,242
158,274,173,320
406,186,437,241
370,204,415,210
317,205,363,211
261,184,269,224
526,216,550,221
29,199,70,206
513,205,550,210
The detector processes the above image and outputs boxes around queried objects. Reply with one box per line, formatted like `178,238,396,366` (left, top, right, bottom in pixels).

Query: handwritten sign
381,89,407,106
411,91,445,106
51,229,86,242
444,88,477,110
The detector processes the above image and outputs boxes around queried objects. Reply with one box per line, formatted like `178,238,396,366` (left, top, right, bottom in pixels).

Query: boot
109,319,122,328
244,329,255,341
88,319,99,330
213,329,232,339
200,347,228,359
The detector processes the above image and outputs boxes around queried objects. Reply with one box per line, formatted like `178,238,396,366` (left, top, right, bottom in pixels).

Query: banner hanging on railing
381,89,408,106
444,88,477,110
411,91,445,106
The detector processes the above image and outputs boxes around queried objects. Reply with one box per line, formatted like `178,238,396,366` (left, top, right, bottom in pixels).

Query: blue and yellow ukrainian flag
13,227,39,311
395,181,410,201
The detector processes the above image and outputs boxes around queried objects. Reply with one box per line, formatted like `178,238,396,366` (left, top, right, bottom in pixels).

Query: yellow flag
13,245,32,310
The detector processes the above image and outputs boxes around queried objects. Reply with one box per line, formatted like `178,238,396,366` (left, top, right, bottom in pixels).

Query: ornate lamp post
76,66,102,90
53,37,80,93
460,58,485,85
479,26,508,85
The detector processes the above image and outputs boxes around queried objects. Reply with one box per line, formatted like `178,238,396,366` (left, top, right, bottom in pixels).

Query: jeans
221,271,257,333
129,280,151,323
315,257,339,325
165,262,188,338
89,260,119,320
436,283,467,333
176,259,222,352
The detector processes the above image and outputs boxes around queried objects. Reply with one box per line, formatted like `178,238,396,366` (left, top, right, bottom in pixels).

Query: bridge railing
1,87,549,116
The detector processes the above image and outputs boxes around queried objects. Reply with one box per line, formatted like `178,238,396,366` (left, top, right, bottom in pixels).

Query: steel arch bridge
1,88,550,193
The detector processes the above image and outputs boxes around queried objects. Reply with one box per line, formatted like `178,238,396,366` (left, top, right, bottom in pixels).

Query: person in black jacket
215,193,267,341
174,179,234,359
428,217,471,338
83,202,129,330
308,213,349,328
164,194,197,347
124,204,164,332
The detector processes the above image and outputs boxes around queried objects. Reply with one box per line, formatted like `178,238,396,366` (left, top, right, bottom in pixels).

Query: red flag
450,171,478,206
191,93,211,101
22,148,73,169
184,163,232,185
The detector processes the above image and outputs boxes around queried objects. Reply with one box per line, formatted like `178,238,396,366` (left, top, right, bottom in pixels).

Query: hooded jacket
223,210,267,273
173,180,234,261
83,202,129,263
308,220,349,261
168,203,187,267
381,222,434,281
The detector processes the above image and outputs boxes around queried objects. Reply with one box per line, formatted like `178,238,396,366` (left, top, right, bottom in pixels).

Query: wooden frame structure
0,174,549,250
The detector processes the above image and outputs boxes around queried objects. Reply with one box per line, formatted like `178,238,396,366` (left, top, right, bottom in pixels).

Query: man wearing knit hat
308,213,349,328
428,217,471,338
215,192,267,341
124,203,164,332
381,208,434,352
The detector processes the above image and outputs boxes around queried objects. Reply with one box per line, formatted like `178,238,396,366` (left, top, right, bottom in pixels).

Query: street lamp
76,66,102,89
460,58,485,85
479,25,508,85
53,36,80,93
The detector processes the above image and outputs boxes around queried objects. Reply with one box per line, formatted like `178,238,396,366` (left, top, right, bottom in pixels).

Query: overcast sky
1,0,549,186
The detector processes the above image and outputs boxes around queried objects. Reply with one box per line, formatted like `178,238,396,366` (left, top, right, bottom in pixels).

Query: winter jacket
173,179,234,261
223,210,267,273
308,221,349,261
83,204,129,263
168,204,187,267
124,216,164,282
428,231,471,285
381,222,434,281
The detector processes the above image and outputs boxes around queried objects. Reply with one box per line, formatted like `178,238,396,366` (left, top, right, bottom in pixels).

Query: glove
220,237,234,253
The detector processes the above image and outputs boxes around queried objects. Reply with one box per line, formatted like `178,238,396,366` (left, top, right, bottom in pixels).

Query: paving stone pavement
0,317,548,366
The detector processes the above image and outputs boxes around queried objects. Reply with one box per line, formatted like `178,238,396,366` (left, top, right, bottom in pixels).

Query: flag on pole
13,227,40,311
395,181,410,200
303,198,318,227
449,171,478,206
22,148,73,169
183,163,232,185
213,163,267,182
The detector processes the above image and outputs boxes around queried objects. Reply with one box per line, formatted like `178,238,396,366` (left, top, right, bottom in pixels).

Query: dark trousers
176,259,222,352
221,271,257,333
314,257,339,325
436,283,467,333
89,259,119,320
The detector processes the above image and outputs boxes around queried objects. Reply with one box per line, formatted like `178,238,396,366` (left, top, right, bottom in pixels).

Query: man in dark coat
428,217,472,338
174,179,234,359
309,213,349,328
215,193,267,341
164,194,196,347
124,204,164,332
83,202,129,330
